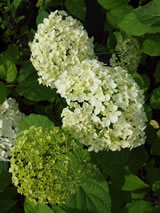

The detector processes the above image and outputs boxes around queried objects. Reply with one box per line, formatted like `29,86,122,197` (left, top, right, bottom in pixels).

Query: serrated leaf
36,8,49,25
97,0,130,10
65,174,111,213
0,81,7,104
65,0,86,21
121,174,149,191
19,114,54,131
0,200,17,213
150,87,160,109
16,73,56,102
24,198,53,213
126,200,152,213
142,34,160,56
0,162,11,193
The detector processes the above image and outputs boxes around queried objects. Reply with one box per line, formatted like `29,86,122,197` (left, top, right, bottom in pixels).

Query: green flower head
9,126,97,204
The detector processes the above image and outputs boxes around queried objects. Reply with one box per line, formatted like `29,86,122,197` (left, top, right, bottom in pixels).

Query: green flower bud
10,126,97,204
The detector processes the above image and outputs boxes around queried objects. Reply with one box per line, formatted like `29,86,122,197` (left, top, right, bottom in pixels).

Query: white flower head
61,60,147,152
29,10,95,88
0,98,24,161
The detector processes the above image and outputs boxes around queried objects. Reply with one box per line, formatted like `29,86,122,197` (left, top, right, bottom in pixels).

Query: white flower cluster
110,34,141,73
61,60,147,152
0,98,24,161
29,10,95,88
30,11,147,152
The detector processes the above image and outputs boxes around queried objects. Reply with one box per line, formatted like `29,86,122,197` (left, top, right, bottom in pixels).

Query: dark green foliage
0,0,160,212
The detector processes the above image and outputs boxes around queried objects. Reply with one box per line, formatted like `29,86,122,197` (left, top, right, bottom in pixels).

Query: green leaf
0,52,17,82
11,0,23,9
118,12,153,36
0,162,11,193
150,87,160,109
92,149,129,180
36,8,49,25
24,198,53,213
0,81,7,104
19,114,54,131
0,200,17,213
97,0,130,10
107,5,133,28
6,44,19,63
121,174,149,191
18,62,35,83
16,73,56,102
65,174,111,213
134,0,160,25
142,34,160,56
65,0,86,21
125,200,153,213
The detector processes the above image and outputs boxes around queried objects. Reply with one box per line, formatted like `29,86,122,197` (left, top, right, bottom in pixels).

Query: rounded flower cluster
109,33,141,73
61,60,147,152
29,10,95,88
0,98,24,161
9,126,97,204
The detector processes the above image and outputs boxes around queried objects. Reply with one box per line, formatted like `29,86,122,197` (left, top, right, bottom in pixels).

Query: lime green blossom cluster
61,60,147,152
0,98,24,161
110,33,141,73
9,126,97,204
29,10,95,88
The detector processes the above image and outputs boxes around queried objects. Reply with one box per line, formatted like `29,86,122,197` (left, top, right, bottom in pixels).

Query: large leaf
142,34,160,56
16,73,56,102
125,200,153,213
0,162,11,193
65,0,86,21
19,114,54,131
0,81,7,104
65,174,111,213
0,200,17,213
24,198,53,213
97,0,129,10
118,12,154,36
150,87,160,109
121,174,149,191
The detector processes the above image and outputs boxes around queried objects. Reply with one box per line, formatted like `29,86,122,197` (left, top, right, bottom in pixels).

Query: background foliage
0,0,160,212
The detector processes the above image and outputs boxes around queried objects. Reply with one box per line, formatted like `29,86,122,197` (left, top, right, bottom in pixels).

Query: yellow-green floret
9,126,97,204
